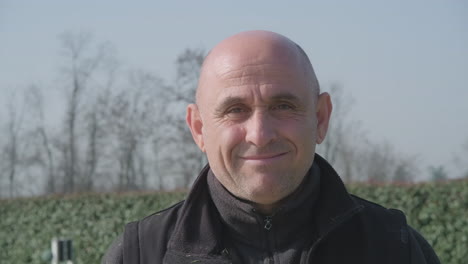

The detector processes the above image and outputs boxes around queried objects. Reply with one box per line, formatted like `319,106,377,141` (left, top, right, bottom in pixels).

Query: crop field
1,180,467,264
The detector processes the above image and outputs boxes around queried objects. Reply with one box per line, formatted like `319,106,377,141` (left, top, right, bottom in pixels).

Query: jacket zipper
264,216,273,230
264,215,275,263
258,213,276,263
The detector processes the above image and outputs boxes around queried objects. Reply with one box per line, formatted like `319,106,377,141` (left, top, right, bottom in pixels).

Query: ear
315,92,333,144
186,103,205,152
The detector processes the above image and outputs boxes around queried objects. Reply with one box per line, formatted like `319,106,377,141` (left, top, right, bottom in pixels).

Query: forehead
199,55,312,107
219,63,301,85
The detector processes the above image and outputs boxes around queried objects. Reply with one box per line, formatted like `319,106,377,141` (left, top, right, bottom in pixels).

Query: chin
245,186,286,205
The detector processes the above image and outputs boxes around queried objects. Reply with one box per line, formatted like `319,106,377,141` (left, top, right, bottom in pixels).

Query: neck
255,203,277,215
207,164,321,249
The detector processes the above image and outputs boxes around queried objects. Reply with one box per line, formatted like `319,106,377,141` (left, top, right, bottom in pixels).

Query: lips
240,152,288,161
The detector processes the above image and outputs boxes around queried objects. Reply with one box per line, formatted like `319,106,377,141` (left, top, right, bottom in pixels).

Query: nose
244,111,277,147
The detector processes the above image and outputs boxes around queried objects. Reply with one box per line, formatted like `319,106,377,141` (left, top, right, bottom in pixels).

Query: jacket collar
312,154,364,239
207,162,321,250
165,154,363,262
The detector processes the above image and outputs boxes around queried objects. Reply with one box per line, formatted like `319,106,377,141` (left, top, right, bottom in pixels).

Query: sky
1,0,467,179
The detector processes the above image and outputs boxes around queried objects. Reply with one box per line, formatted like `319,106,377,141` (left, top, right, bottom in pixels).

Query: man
103,30,440,263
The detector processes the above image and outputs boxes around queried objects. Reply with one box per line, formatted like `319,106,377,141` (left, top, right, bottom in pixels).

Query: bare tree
453,138,468,178
104,70,165,190
429,165,448,181
24,85,57,194
161,48,206,187
6,105,19,197
80,60,118,192
321,84,349,164
392,155,418,183
1,35,211,195
317,83,419,183
1,93,25,197
58,31,116,193
82,104,99,191
317,83,366,182
359,140,419,183
173,48,205,102
363,141,396,182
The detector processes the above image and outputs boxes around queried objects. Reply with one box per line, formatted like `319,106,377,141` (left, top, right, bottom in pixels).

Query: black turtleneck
207,163,321,264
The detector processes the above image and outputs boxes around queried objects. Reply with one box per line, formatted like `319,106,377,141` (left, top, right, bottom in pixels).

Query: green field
1,180,467,263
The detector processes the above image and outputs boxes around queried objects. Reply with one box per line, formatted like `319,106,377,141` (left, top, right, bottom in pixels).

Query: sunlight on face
197,37,319,207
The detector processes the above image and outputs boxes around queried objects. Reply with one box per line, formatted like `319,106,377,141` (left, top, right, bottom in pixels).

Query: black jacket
103,154,440,264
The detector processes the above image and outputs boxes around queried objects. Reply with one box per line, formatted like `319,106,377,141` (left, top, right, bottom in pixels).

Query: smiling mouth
241,152,289,161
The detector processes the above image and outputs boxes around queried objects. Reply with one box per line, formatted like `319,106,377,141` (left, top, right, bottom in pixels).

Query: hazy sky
1,0,467,178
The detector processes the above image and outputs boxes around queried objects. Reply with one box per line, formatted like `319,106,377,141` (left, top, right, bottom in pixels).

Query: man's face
187,32,329,208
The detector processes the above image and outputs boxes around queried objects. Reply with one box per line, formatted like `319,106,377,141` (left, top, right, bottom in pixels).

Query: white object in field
51,238,73,264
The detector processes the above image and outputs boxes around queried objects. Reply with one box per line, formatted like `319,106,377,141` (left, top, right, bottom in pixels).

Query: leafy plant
1,180,467,263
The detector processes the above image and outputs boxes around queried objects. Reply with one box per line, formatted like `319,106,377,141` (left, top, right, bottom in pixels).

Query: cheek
219,125,245,155
282,118,317,149
203,123,245,160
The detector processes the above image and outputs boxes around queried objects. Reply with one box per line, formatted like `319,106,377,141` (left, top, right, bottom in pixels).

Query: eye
227,107,246,114
224,105,251,119
272,103,294,111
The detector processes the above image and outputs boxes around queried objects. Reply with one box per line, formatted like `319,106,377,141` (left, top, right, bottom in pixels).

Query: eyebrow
214,92,303,113
270,92,302,103
214,96,245,114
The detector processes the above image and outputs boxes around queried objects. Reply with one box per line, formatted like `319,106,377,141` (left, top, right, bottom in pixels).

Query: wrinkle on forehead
218,63,302,87
196,31,319,108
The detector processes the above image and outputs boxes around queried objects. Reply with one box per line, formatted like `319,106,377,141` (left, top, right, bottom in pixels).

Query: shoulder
137,199,185,236
102,200,185,264
102,234,123,264
350,195,440,263
350,194,407,222
351,194,396,211
349,195,410,247
408,226,441,264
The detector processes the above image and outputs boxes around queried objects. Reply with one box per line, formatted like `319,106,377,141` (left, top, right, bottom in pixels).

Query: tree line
1,31,466,198
0,31,205,197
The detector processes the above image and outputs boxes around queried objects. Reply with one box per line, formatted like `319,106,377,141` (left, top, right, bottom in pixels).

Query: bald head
196,30,319,106
186,30,332,211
